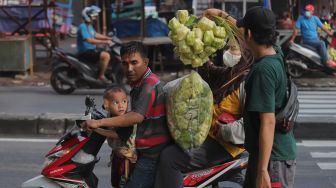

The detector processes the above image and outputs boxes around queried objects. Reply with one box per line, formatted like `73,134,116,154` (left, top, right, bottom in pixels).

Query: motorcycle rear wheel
50,66,76,94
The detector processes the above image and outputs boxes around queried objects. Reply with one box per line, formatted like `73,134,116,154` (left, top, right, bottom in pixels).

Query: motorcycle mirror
108,31,114,37
85,96,95,108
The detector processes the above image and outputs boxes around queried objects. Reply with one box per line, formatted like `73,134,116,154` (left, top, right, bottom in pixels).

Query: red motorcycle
21,96,108,188
22,96,248,188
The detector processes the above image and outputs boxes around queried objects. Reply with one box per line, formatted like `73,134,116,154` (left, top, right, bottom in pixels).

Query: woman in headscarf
154,9,254,188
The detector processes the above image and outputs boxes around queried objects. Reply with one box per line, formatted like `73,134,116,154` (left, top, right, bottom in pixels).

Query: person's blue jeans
303,39,328,64
125,156,158,188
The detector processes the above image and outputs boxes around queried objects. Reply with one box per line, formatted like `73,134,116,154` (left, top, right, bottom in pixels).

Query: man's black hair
120,41,148,58
245,28,278,47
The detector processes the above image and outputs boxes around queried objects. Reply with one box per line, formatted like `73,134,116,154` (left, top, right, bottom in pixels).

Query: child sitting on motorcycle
94,86,137,188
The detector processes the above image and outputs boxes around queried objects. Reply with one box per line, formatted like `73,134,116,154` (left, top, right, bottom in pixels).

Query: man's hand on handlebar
106,40,114,47
81,119,101,130
328,30,334,37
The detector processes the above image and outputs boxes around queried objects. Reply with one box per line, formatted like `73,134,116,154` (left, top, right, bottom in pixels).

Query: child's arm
94,128,119,140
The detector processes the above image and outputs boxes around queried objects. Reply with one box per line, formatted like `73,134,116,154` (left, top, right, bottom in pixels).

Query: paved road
1,86,336,117
298,88,336,119
0,86,105,114
0,137,335,188
295,140,336,188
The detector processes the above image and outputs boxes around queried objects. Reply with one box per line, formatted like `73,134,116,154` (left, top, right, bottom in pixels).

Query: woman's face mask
223,50,241,67
305,11,312,18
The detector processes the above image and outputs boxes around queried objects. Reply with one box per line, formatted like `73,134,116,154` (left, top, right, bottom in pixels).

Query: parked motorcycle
21,96,248,188
50,34,124,95
285,32,336,78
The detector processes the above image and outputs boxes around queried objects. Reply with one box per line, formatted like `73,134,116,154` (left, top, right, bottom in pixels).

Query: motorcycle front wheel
50,66,76,94
285,53,305,78
287,64,304,78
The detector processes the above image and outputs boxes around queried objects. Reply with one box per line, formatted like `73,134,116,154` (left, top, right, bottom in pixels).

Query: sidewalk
0,37,336,139
1,103,335,139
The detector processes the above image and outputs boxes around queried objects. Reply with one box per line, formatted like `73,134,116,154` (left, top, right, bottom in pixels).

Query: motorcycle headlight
42,147,74,168
42,157,54,168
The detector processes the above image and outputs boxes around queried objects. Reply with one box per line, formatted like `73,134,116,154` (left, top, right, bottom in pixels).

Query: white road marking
317,163,336,170
311,152,336,158
297,140,336,147
0,138,108,144
0,138,58,143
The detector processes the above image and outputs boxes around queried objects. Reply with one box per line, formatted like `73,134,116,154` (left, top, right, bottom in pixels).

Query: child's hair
103,85,127,101
120,41,148,59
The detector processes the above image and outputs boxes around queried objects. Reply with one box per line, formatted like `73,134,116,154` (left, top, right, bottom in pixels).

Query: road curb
0,113,82,136
0,113,335,139
294,116,336,139
294,121,336,139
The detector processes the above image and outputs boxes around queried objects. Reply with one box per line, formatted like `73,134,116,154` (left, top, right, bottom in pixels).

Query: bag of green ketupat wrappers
163,71,213,153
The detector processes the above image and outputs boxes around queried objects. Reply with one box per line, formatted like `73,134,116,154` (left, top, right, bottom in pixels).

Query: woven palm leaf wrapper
168,10,240,68
165,10,242,153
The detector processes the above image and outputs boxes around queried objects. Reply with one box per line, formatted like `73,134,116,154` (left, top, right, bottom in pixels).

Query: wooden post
102,0,107,35
28,0,33,75
95,0,101,33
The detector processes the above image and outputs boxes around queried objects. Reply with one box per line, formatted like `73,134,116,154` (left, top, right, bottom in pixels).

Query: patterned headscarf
198,33,254,104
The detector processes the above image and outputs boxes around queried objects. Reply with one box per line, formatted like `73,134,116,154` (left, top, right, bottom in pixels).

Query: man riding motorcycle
289,4,335,69
77,5,114,84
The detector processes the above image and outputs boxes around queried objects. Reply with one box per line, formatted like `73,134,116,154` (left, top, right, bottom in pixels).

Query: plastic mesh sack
164,71,213,152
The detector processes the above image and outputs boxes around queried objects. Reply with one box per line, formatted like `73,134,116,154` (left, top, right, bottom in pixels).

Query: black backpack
275,51,300,133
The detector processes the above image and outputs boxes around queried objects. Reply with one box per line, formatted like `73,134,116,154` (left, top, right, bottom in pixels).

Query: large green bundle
165,72,213,151
168,10,239,68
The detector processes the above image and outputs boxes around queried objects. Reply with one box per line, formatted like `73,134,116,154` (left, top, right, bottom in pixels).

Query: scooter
50,34,124,95
21,96,108,188
22,96,248,188
285,32,336,78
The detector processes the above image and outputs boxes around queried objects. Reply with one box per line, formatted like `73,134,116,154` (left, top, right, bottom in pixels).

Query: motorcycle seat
207,150,248,168
301,44,318,52
55,47,77,57
66,53,78,58
182,151,248,173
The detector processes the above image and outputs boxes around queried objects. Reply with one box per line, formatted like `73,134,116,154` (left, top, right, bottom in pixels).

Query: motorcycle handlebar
91,109,106,120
